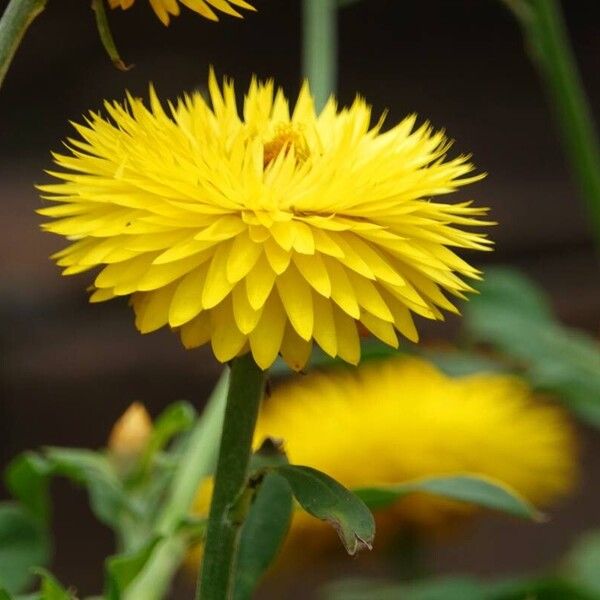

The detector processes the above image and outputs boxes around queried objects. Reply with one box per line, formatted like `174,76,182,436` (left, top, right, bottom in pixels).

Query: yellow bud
108,402,153,457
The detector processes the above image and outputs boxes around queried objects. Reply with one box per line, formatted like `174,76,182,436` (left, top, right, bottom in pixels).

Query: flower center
263,124,309,168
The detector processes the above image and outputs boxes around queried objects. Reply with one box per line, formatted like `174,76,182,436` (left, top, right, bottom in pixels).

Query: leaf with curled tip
274,465,375,556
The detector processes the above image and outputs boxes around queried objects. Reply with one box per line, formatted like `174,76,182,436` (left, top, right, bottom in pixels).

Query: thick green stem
302,0,338,111
196,354,265,600
509,0,600,245
0,0,47,89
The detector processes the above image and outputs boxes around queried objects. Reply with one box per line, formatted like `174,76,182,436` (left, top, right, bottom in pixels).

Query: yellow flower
39,72,491,371
190,357,576,563
108,0,255,25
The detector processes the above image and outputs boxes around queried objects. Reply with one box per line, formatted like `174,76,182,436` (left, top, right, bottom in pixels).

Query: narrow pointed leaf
355,474,541,520
105,537,162,600
233,473,293,600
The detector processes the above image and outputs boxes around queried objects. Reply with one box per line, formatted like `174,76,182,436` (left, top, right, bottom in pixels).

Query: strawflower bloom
108,0,255,25
191,357,576,559
39,72,492,370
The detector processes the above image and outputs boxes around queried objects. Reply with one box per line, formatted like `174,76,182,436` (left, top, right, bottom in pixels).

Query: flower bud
108,402,152,458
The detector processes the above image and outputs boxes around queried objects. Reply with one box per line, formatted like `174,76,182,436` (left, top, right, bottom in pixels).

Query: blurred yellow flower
191,357,576,562
108,402,152,458
40,72,491,371
108,0,255,25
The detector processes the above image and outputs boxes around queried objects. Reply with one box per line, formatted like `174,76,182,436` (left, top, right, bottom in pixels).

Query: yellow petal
280,325,312,371
210,297,247,362
137,253,210,292
202,240,235,309
346,270,393,322
264,238,291,274
249,293,287,369
153,239,214,265
226,232,262,283
322,257,360,319
133,283,177,333
245,254,276,310
194,215,246,242
332,307,360,365
275,265,313,341
169,263,209,327
180,311,212,349
312,294,337,357
232,282,263,334
291,221,315,254
293,252,331,297
95,254,156,290
359,311,399,348
381,290,419,343
89,288,116,303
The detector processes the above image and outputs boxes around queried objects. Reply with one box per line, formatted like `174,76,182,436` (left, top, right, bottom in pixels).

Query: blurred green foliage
463,267,600,426
323,528,600,599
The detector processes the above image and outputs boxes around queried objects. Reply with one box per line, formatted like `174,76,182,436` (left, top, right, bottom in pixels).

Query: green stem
509,0,600,245
124,372,230,600
196,354,266,600
91,0,129,71
302,0,338,111
0,0,47,88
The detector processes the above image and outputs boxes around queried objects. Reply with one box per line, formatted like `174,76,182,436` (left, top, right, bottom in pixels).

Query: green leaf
464,267,600,426
33,570,73,600
44,448,136,528
563,530,600,594
324,576,487,600
233,473,293,600
173,516,207,542
105,537,162,600
5,454,52,524
274,465,374,555
488,577,597,600
0,504,51,594
136,401,196,476
420,349,508,378
354,474,541,520
248,438,289,473
324,575,596,600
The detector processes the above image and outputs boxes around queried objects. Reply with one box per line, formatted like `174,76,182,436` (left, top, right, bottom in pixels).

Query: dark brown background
0,0,598,597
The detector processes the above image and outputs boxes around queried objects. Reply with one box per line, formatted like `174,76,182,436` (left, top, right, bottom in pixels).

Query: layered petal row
108,0,255,25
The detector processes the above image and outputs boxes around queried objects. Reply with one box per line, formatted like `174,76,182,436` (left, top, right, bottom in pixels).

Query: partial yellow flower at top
108,0,255,25
39,72,492,371
190,358,576,564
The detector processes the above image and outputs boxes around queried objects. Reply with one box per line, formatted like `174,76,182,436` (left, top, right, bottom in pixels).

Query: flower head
108,0,255,25
190,357,576,562
40,72,492,370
